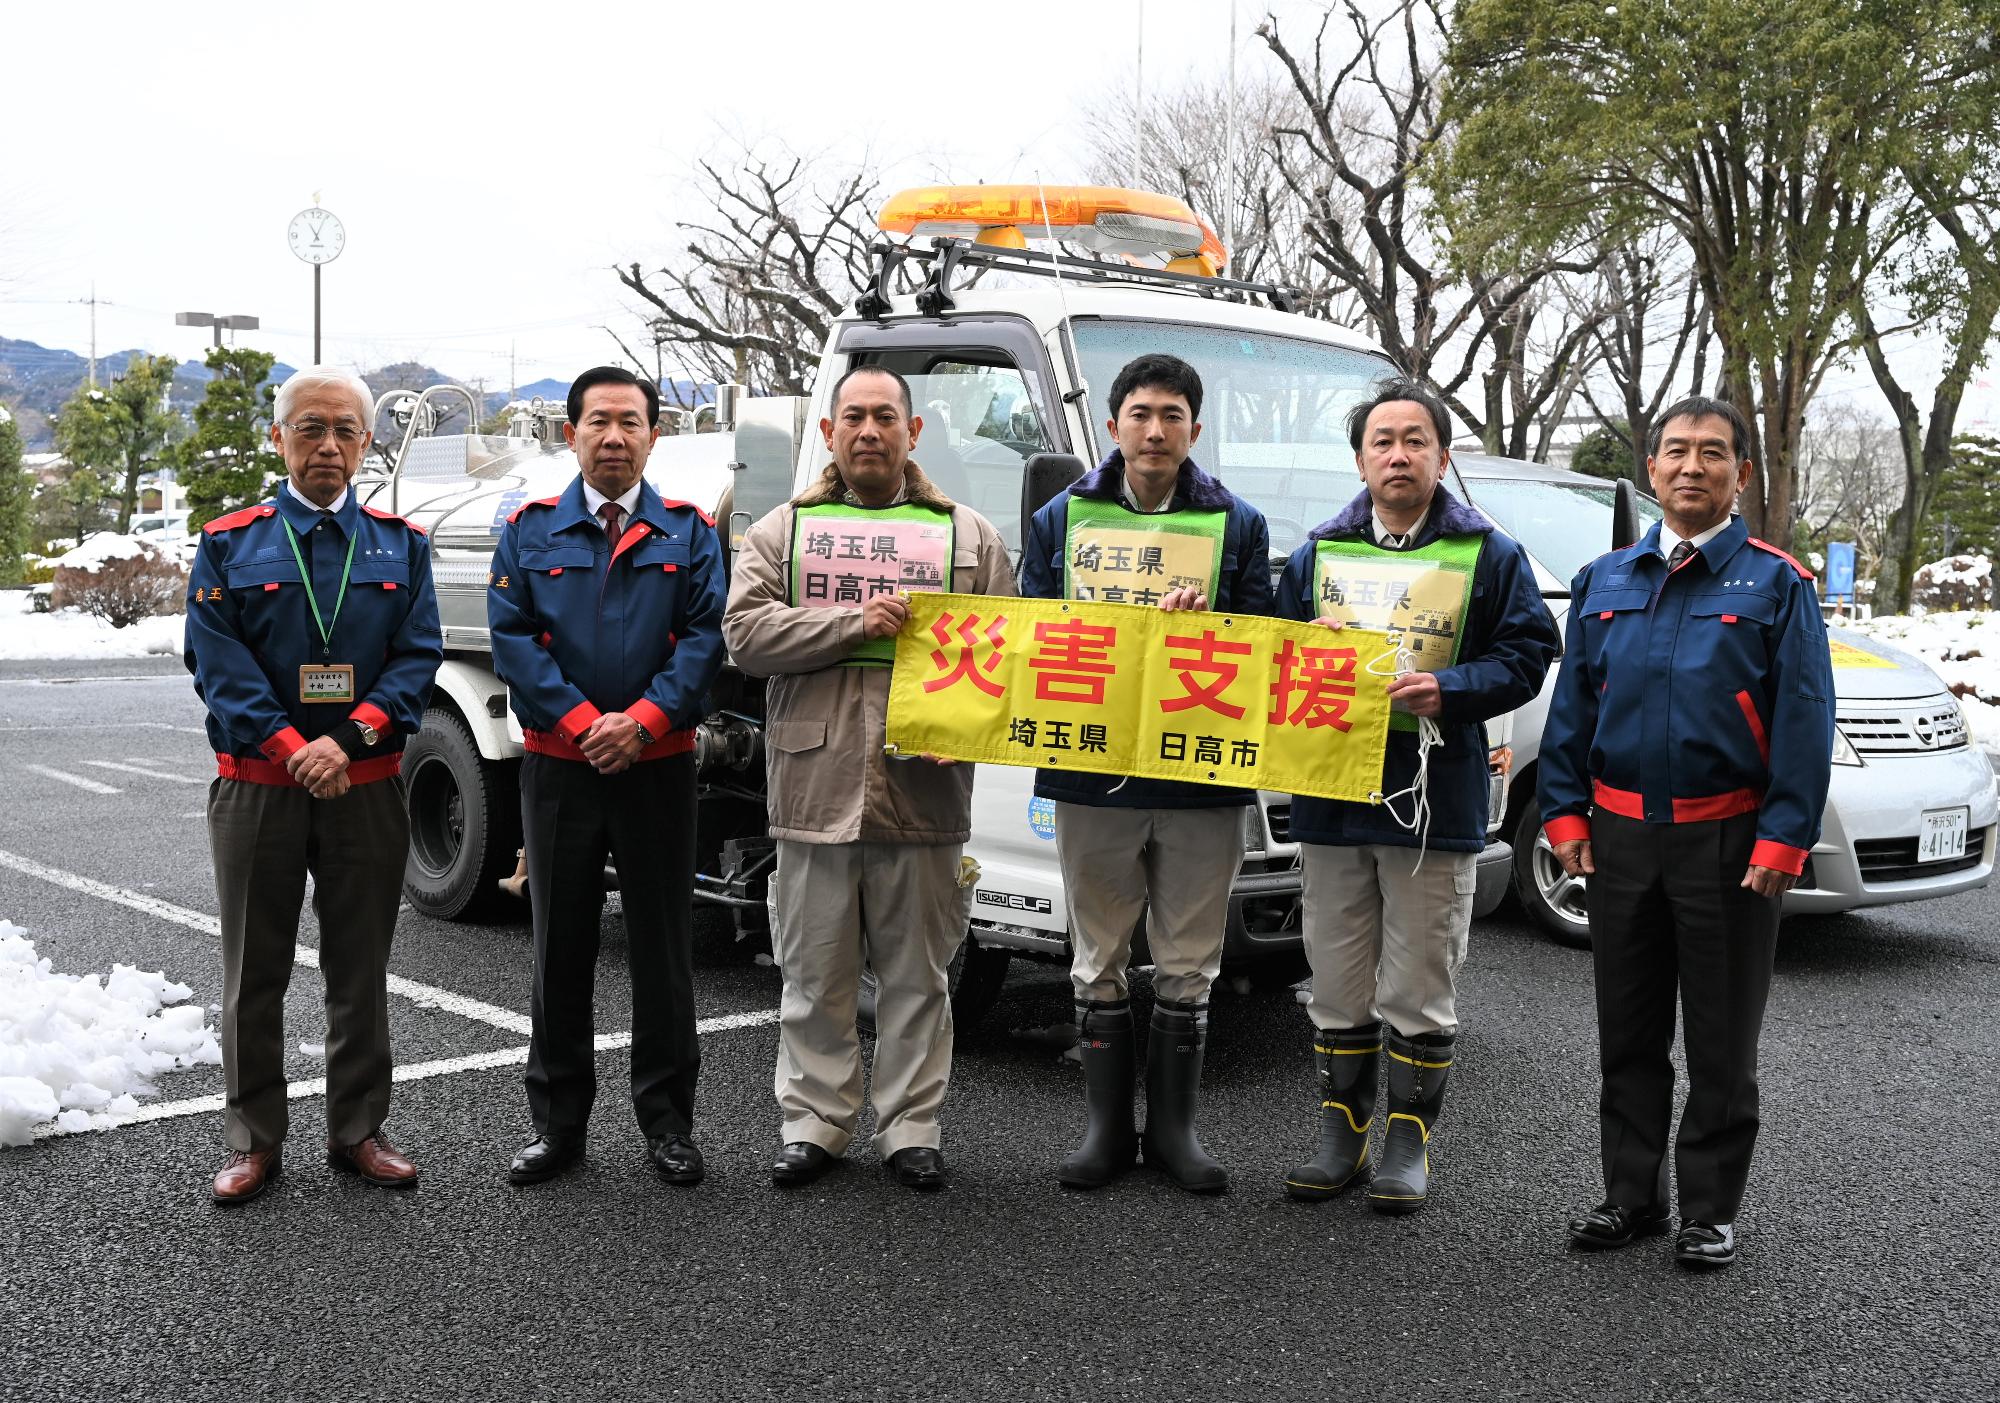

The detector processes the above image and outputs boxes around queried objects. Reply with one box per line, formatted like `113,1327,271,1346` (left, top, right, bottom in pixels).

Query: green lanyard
280,515,357,658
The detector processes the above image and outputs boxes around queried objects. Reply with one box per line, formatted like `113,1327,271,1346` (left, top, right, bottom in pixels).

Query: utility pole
1131,0,1146,187
73,282,111,386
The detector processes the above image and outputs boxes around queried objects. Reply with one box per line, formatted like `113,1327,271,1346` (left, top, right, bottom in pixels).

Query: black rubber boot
1368,1027,1454,1215
1141,998,1228,1193
1283,1023,1381,1201
1057,1000,1138,1189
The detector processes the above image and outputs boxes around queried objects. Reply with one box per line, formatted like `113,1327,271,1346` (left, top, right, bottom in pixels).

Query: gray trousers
1301,843,1475,1036
770,839,965,1157
1053,803,1244,1004
207,775,408,1151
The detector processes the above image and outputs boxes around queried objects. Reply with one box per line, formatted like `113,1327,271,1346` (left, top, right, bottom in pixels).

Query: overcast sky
1,0,1990,428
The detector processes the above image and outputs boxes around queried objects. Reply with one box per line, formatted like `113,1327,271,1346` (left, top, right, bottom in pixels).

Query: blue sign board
1825,542,1856,601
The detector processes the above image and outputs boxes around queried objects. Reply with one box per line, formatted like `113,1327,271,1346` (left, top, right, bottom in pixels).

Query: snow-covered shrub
1913,554,1994,612
50,534,188,628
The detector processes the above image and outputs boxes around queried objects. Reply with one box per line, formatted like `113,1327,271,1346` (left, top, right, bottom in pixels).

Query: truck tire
403,706,520,922
1512,801,1591,949
855,934,1013,1039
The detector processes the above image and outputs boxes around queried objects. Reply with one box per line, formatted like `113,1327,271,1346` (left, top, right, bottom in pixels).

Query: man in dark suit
488,365,727,1187
1540,395,1834,1269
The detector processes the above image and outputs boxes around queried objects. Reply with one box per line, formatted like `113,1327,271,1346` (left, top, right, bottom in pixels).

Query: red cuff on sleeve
555,701,603,744
260,726,308,763
1750,839,1809,877
625,699,671,740
349,702,391,737
1543,814,1590,847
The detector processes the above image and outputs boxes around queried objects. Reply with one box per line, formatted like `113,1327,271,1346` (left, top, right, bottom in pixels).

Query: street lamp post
175,311,261,349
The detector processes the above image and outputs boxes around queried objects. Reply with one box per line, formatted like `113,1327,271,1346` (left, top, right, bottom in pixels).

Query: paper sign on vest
1063,498,1225,606
791,503,955,665
885,593,1393,804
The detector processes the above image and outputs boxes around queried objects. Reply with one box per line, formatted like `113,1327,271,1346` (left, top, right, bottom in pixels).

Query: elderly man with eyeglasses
185,366,443,1205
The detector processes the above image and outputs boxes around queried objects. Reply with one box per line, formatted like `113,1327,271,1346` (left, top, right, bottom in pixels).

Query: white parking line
85,760,208,785
30,1009,783,1139
22,765,122,794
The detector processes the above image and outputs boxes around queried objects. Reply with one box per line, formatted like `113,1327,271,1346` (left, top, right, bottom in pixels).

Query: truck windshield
1455,474,1664,585
1070,317,1397,557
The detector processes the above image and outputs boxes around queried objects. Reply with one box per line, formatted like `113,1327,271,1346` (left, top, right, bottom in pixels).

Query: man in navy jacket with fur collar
1019,353,1271,1194
1275,378,1556,1215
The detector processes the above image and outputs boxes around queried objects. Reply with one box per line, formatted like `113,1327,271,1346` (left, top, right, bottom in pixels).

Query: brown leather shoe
328,1132,419,1187
211,1147,282,1205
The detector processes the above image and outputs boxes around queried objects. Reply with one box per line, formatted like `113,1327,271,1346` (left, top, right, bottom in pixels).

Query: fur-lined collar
1309,483,1491,544
1069,451,1236,512
792,461,957,511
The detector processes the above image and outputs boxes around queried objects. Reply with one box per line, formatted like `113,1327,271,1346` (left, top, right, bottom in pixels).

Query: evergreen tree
52,356,180,531
176,347,284,528
0,407,31,585
1570,424,1632,483
1922,433,2000,564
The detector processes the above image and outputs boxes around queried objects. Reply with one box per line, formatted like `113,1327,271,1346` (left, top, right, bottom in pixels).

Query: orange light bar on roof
877,184,1228,271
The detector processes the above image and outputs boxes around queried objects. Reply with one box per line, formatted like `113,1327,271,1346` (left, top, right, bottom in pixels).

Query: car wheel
402,707,520,922
856,934,1013,1039
1512,802,1592,949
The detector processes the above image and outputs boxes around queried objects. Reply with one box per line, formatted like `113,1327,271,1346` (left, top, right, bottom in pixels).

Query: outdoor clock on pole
288,205,344,362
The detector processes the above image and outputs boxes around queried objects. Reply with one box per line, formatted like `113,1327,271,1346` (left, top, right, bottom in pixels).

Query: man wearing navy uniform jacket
1019,353,1272,1194
1540,395,1834,1270
186,366,442,1205
1275,378,1558,1214
488,365,727,1188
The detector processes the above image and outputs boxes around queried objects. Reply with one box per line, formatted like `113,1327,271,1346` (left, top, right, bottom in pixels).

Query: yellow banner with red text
885,593,1394,804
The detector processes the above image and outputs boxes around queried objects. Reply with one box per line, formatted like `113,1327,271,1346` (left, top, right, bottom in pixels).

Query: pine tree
51,356,179,531
176,347,284,529
0,407,31,585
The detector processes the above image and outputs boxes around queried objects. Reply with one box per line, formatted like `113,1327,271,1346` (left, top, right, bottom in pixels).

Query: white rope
1364,637,1441,873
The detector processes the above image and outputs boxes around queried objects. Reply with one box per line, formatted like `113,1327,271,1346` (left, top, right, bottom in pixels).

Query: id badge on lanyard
282,516,359,703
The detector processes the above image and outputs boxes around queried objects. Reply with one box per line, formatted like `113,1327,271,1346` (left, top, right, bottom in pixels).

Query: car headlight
1831,726,1863,766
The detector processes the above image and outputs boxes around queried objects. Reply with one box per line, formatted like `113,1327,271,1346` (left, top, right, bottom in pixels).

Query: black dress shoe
771,1141,834,1186
888,1146,946,1192
648,1134,705,1186
1568,1201,1673,1250
508,1134,584,1186
1675,1221,1737,1269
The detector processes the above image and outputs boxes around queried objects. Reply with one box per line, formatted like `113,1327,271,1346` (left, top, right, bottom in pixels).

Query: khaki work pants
770,839,964,1158
1053,803,1244,1005
1301,843,1475,1037
207,775,408,1151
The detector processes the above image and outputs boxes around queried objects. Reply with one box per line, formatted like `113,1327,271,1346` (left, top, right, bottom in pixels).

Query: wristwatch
632,721,655,746
354,720,380,748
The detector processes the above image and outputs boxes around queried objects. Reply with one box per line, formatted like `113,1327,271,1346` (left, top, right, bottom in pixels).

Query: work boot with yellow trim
1368,1027,1454,1215
1283,1022,1380,1201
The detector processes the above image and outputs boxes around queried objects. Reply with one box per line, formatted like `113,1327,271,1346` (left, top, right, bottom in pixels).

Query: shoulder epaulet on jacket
362,504,428,536
507,495,564,525
203,503,277,535
1748,537,1814,581
657,497,717,528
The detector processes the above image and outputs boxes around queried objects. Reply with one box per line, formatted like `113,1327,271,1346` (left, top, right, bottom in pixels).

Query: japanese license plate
1917,807,1969,864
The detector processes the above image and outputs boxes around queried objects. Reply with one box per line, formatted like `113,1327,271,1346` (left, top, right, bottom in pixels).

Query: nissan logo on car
1914,711,1938,748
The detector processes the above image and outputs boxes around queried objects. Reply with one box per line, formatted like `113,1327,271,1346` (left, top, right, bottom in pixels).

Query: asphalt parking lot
3,656,1997,1402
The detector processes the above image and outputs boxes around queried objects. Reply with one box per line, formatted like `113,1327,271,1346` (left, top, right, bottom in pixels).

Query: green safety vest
1061,495,1227,605
1312,533,1483,732
790,501,956,666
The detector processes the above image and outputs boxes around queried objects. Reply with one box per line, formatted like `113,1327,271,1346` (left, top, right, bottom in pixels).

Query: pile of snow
0,589,182,659
1913,553,1994,612
1847,609,2000,752
50,532,160,574
0,921,221,1146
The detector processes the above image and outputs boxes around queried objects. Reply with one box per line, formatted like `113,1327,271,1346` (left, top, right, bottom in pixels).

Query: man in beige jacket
725,365,1016,1191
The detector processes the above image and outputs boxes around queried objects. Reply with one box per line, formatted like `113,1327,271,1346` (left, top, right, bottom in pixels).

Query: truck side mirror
1612,477,1641,550
1023,453,1086,524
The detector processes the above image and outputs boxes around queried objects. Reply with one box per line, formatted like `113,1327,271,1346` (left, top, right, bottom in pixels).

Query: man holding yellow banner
1276,379,1557,1214
1018,353,1273,1194
724,365,1015,1193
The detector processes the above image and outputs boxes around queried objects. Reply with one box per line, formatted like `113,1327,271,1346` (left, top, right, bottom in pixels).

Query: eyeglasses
280,420,367,444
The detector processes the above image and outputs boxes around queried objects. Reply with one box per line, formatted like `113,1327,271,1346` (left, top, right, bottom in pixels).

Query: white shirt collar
1372,503,1429,549
286,479,348,515
581,478,644,519
1660,515,1734,560
1120,470,1177,514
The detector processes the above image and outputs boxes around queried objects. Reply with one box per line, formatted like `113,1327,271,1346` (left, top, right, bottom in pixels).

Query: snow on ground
1847,609,2000,752
0,920,221,1146
0,589,182,660
49,532,157,573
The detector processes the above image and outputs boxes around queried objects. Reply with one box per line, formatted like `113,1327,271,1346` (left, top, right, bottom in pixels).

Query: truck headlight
1831,727,1863,767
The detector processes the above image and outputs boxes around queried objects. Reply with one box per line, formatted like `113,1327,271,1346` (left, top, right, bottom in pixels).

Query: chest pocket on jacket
351,553,409,590
626,538,691,572
1578,587,1650,681
949,545,982,591
517,545,597,578
224,548,303,592
1687,592,1777,627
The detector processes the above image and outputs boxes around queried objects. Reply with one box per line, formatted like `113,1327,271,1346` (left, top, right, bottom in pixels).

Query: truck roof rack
854,237,1300,320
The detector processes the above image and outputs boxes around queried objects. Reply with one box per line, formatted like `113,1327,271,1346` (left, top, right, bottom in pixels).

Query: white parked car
1451,453,1999,946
